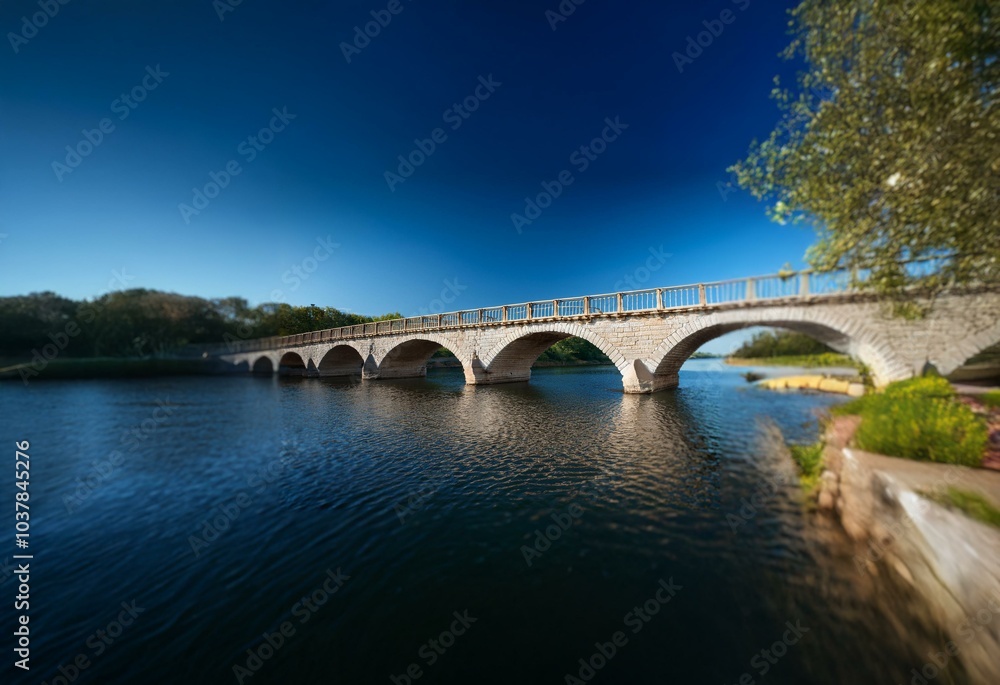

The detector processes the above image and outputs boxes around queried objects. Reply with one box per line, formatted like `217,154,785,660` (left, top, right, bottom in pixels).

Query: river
1,360,968,684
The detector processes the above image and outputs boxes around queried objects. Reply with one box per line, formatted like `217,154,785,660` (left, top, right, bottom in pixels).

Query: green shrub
833,377,956,418
789,441,825,492
881,375,954,400
978,390,1000,409
833,377,987,466
853,394,986,466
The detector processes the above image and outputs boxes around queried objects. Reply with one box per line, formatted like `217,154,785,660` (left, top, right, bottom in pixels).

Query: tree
731,0,998,294
729,330,833,359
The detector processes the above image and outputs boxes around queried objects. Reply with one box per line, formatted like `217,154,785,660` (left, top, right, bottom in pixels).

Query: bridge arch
317,345,365,377
251,356,274,375
642,307,913,390
278,351,308,377
477,324,626,385
374,334,468,380
931,316,1000,379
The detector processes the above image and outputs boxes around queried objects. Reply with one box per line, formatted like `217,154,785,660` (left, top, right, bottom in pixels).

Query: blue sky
1,0,808,351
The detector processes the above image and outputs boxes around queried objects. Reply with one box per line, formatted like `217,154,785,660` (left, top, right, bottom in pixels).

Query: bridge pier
462,355,531,386
621,360,678,394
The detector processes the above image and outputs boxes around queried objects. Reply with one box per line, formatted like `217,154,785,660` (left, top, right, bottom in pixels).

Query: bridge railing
213,262,948,354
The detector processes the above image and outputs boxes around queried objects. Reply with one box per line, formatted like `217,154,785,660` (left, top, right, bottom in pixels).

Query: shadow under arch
317,345,364,377
252,356,274,375
477,324,625,386
278,351,307,377
375,336,464,380
940,317,1000,382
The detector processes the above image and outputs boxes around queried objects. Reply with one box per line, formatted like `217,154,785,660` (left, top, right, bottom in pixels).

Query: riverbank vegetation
833,377,988,467
923,487,1000,530
536,337,610,364
789,441,825,493
0,290,401,362
727,330,862,371
729,353,862,370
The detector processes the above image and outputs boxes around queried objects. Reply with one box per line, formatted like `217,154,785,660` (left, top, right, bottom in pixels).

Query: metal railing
210,263,934,355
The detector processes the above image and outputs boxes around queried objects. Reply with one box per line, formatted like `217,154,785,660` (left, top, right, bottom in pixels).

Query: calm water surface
1,361,965,684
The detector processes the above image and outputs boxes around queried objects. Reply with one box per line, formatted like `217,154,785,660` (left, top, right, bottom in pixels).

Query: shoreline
809,416,1000,683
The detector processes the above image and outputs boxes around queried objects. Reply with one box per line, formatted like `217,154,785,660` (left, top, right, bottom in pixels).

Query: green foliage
789,441,825,492
979,390,1000,408
839,377,987,466
731,352,862,370
882,375,955,399
730,0,999,294
537,337,611,363
731,330,835,358
0,291,400,359
925,487,1000,529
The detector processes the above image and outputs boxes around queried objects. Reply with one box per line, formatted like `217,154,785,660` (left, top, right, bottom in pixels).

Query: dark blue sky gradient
1,0,809,346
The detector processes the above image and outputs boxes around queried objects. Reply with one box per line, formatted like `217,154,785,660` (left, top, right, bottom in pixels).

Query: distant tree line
0,290,400,361
729,330,833,359
537,337,610,363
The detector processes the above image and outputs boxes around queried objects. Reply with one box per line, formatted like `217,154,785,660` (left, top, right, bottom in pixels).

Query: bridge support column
464,356,531,386
621,360,678,394
362,354,381,380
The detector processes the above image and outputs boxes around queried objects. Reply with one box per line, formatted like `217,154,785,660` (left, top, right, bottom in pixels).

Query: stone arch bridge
210,270,1000,394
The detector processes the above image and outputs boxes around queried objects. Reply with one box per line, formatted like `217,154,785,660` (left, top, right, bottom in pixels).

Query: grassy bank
726,353,863,370
0,357,215,381
923,487,1000,529
832,376,988,467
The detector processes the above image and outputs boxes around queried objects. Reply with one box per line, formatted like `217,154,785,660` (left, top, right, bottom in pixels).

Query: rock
818,489,835,510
